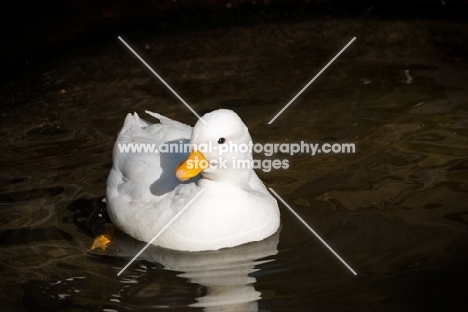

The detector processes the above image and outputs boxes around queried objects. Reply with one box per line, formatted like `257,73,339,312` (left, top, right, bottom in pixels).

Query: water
1,18,468,311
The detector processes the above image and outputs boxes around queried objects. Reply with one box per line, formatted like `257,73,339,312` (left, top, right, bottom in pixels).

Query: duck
104,109,280,252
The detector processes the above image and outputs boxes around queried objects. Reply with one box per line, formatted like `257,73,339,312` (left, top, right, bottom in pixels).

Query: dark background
2,0,468,86
1,1,468,311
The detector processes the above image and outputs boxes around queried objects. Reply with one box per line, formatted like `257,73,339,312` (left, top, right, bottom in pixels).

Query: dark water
1,18,468,311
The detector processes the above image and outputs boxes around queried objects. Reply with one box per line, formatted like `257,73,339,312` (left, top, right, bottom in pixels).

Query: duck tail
145,110,188,128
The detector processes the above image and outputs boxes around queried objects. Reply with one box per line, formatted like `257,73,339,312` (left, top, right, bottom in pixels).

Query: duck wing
106,111,193,216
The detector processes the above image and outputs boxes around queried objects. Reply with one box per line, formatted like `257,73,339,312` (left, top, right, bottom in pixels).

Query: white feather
106,109,280,251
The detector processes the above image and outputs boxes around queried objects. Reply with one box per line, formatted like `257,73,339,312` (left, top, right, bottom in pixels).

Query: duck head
175,109,253,182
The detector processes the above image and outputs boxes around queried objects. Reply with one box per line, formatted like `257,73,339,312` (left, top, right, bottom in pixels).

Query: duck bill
175,151,208,181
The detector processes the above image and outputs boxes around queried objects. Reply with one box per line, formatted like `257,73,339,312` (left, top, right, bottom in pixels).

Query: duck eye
217,137,226,144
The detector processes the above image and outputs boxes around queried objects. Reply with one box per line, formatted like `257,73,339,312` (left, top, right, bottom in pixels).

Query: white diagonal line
117,188,206,276
118,36,206,124
268,37,356,124
268,188,357,276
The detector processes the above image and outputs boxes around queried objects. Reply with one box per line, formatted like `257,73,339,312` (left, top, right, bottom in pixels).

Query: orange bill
175,151,208,181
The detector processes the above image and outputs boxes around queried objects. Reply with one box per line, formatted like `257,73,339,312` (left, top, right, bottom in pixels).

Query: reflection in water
111,230,280,311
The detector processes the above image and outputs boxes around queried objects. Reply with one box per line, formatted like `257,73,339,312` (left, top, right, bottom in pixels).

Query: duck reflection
112,229,279,311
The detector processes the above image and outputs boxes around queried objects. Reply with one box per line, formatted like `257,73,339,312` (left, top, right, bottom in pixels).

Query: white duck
105,109,280,251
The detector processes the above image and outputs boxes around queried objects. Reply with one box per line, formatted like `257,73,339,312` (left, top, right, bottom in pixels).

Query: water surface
1,18,468,311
